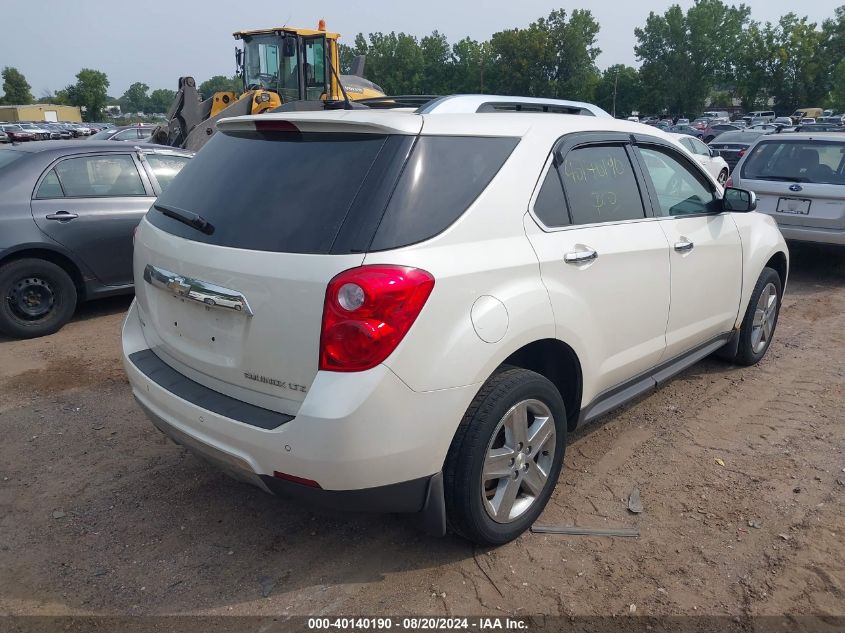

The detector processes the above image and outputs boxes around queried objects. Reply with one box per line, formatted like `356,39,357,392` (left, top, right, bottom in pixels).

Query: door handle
564,248,598,264
674,239,694,252
45,211,79,222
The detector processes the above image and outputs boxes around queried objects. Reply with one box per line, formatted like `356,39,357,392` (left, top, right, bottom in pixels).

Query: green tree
148,88,176,113
120,81,150,113
487,9,601,100
352,32,425,95
767,14,825,113
419,31,451,94
635,0,751,116
1,67,34,105
595,65,642,117
199,75,241,98
65,69,109,121
830,59,845,111
449,38,491,93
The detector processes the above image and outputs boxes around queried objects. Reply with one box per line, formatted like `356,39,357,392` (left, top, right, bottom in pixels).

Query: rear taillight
319,265,435,372
725,177,734,188
738,148,747,158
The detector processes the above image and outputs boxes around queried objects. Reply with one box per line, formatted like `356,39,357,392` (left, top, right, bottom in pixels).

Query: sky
0,0,840,97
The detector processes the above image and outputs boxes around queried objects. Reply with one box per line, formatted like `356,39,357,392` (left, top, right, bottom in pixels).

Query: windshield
243,33,301,102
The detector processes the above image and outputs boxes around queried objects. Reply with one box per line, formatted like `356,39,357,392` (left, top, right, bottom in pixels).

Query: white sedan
670,132,731,185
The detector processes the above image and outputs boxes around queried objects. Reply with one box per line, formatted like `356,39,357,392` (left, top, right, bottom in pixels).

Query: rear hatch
736,136,845,230
133,114,422,415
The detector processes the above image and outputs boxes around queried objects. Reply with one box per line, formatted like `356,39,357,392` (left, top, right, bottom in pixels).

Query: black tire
729,267,782,366
0,258,77,339
444,367,567,545
717,168,729,186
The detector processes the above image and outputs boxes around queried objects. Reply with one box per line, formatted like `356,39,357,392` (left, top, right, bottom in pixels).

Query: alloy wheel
751,282,778,354
481,399,556,523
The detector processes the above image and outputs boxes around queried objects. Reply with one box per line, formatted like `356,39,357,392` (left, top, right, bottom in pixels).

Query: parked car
121,97,788,545
44,123,72,139
0,141,193,338
670,133,731,185
791,108,823,124
18,123,53,140
0,129,9,144
747,123,780,132
730,133,845,245
708,130,768,172
88,124,157,142
691,117,712,131
743,111,776,124
668,124,704,138
0,125,36,142
793,122,845,133
773,117,793,126
703,122,742,143
676,118,690,125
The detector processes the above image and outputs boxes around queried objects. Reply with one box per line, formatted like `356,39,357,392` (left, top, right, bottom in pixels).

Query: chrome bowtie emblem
789,183,803,192
166,277,191,296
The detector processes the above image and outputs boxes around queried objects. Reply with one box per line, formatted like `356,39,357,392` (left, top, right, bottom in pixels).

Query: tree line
2,2,843,121
339,1,844,116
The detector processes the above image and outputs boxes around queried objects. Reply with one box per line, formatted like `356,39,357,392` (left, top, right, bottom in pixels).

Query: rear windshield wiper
153,204,215,235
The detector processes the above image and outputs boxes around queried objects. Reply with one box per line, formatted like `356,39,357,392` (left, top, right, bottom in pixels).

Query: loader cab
235,26,338,104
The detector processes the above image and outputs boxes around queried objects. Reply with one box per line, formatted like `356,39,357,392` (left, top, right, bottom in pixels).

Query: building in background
0,104,82,122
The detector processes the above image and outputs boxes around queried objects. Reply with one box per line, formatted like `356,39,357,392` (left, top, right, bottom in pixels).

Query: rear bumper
122,300,475,529
777,224,845,246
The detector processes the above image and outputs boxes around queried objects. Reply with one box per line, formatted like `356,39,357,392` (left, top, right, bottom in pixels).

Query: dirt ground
0,243,843,626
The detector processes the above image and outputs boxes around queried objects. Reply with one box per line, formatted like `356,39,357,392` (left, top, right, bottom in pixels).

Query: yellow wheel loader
152,21,384,151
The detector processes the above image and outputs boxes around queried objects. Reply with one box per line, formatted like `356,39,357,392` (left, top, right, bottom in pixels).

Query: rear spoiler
216,112,423,136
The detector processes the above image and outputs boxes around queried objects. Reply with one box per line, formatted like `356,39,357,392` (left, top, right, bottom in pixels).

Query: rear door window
53,154,146,197
532,167,570,227
35,170,64,198
558,145,646,225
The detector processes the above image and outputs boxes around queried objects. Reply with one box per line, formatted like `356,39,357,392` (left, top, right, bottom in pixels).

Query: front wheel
444,368,567,545
717,168,729,186
728,267,782,366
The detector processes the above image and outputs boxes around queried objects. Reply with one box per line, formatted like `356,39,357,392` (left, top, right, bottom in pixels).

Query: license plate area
777,197,811,215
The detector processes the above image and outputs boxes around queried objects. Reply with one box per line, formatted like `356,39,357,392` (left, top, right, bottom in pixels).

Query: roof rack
415,95,611,118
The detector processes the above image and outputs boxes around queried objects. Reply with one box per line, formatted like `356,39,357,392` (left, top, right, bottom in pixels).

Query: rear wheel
728,267,782,366
0,258,77,339
444,368,566,545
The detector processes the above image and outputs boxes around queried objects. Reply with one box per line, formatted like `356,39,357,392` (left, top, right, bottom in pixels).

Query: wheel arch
765,251,788,291
500,338,583,431
0,246,87,298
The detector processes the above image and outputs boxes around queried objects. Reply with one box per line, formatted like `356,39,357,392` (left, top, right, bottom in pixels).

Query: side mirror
723,187,757,212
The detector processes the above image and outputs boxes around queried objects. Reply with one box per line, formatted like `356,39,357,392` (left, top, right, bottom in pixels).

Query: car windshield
741,139,845,184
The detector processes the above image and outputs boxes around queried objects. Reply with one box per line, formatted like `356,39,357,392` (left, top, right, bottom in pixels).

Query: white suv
122,95,789,545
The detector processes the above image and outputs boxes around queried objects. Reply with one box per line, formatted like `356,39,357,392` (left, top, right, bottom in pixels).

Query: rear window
741,140,845,185
147,130,518,254
147,131,391,254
